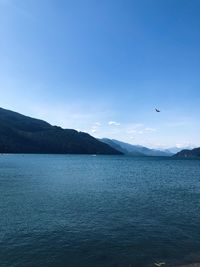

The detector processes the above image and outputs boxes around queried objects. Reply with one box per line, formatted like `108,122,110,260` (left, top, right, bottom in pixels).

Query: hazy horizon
1,0,200,149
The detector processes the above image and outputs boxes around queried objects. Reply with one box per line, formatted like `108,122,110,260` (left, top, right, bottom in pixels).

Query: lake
0,154,200,267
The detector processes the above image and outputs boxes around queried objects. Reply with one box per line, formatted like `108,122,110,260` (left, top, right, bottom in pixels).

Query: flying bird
155,108,160,112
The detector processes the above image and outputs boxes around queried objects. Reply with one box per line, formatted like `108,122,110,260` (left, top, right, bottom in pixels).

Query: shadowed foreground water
0,154,200,267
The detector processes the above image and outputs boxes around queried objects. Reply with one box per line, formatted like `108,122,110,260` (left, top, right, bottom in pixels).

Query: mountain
0,107,122,155
159,147,192,154
100,138,144,156
101,139,172,156
174,147,200,158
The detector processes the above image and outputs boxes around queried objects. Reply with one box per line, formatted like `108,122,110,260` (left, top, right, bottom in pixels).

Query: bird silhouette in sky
155,108,160,112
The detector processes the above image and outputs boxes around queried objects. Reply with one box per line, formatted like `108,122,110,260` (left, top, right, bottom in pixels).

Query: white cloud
90,122,102,134
108,121,121,126
126,129,137,134
175,143,194,149
94,122,101,126
144,127,156,132
126,125,156,135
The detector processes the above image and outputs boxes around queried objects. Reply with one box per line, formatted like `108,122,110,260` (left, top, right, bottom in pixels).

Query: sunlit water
0,154,200,267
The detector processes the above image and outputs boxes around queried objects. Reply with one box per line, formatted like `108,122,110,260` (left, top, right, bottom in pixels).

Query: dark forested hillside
174,147,200,158
0,108,122,155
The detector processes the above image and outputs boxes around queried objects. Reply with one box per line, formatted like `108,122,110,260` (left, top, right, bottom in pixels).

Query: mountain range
0,107,198,157
101,138,173,157
158,146,193,154
0,107,122,155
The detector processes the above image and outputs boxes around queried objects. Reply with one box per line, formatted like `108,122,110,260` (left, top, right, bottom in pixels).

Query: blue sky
0,0,200,148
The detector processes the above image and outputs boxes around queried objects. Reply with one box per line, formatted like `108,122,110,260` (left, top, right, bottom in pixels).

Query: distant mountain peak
101,138,173,157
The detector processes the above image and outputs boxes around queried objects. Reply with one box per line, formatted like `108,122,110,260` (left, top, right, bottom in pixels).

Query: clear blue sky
0,0,200,148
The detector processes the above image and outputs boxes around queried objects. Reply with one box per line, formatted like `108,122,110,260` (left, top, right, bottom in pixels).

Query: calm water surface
0,155,200,267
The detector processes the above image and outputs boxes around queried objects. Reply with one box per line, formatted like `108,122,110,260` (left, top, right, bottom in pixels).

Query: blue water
1,155,200,267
